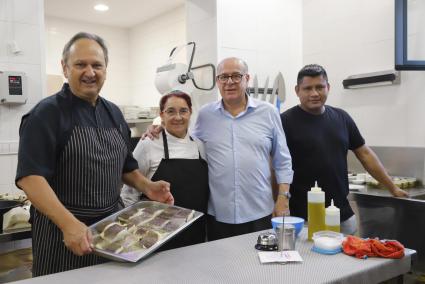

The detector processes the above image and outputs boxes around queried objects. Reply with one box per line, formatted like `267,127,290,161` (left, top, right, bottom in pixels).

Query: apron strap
161,130,170,159
189,136,202,159
100,99,132,154
162,131,202,160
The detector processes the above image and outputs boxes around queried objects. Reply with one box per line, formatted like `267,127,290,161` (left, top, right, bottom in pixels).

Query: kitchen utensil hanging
154,42,216,95
248,72,286,108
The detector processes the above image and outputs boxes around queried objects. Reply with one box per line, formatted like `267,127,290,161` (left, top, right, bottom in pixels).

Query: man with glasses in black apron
15,32,174,277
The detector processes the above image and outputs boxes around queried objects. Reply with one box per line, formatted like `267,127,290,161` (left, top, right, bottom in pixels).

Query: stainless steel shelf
125,118,154,125
0,228,31,242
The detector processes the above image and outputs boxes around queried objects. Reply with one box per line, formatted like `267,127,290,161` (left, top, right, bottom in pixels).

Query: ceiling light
94,4,109,12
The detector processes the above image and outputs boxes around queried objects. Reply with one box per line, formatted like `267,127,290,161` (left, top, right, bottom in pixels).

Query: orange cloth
342,235,405,259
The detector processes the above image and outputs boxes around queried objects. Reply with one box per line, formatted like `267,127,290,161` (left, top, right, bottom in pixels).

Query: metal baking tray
89,201,203,262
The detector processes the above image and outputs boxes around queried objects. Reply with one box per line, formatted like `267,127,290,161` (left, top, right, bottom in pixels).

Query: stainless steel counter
14,228,415,284
349,185,425,198
126,118,154,138
349,188,425,273
347,145,425,273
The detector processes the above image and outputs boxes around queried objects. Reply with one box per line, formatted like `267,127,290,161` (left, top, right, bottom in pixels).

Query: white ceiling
44,0,185,28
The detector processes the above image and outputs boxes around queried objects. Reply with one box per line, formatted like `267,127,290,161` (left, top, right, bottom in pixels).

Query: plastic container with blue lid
312,245,342,255
312,231,344,255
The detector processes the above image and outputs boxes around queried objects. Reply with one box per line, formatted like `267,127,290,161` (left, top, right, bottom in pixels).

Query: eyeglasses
216,73,245,83
163,108,191,117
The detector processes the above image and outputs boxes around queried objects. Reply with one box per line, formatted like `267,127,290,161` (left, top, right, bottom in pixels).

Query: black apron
31,103,128,276
151,131,209,250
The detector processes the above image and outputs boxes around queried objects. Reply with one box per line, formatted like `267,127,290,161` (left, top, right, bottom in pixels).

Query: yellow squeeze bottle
325,199,340,233
307,181,326,240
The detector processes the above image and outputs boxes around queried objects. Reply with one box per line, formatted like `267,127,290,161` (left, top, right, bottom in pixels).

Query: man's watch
278,191,291,199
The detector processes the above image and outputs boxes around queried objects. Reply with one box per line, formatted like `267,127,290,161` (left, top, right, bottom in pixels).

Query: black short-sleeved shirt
16,83,138,186
281,105,365,221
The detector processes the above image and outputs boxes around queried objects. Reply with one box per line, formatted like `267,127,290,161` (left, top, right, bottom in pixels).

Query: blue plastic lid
312,245,342,255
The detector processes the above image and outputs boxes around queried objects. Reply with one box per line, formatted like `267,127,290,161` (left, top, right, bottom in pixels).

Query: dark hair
159,90,192,111
297,64,328,85
62,32,109,65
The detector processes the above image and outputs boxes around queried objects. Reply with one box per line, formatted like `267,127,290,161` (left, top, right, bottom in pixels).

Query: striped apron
31,125,128,276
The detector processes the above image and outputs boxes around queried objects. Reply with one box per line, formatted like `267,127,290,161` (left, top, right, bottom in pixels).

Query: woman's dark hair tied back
160,91,192,111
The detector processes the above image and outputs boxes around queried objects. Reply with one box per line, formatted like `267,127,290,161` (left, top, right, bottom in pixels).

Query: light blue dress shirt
192,95,293,224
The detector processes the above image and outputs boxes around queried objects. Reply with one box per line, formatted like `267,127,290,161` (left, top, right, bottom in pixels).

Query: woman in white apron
122,91,209,248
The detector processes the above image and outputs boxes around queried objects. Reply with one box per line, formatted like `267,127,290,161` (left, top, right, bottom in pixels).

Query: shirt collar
246,94,259,109
164,129,191,142
214,92,258,112
63,83,101,107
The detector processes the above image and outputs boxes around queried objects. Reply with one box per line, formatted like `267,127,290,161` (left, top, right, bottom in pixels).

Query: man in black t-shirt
281,64,408,234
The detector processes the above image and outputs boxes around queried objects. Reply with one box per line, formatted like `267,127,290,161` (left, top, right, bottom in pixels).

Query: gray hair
62,32,109,66
217,57,249,74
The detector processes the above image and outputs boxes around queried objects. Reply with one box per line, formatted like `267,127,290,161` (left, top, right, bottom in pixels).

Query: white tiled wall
303,0,425,147
1,5,188,195
184,0,303,114
45,16,131,105
408,0,425,60
45,6,187,109
186,0,218,120
5,0,423,198
129,5,187,108
216,0,303,112
2,5,188,195
0,0,44,195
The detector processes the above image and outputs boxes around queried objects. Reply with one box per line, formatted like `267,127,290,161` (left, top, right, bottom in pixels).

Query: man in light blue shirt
193,57,293,240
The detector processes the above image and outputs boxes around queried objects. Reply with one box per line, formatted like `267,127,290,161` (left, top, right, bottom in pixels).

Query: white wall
186,0,218,121
303,0,425,147
0,6,187,194
46,7,187,108
216,0,303,112
129,5,187,108
185,0,303,114
4,0,425,197
45,16,131,105
407,0,425,60
0,0,45,195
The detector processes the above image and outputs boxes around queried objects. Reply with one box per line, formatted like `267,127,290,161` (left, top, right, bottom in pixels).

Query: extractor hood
342,70,400,89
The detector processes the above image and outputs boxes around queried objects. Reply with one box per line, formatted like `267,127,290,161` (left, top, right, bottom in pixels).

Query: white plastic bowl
351,179,365,185
312,231,344,251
